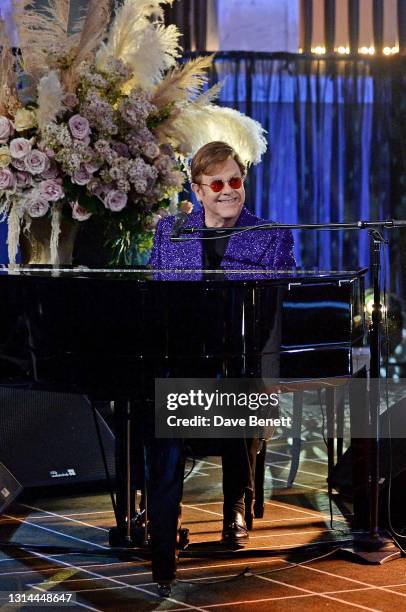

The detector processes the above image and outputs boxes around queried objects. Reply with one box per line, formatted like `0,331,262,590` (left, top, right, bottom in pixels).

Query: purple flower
41,160,59,180
104,190,127,212
11,157,27,171
0,116,13,144
26,195,50,218
25,150,50,175
71,201,92,221
38,179,64,201
9,137,32,159
15,171,32,188
0,168,15,189
112,142,130,158
68,115,90,140
72,166,91,185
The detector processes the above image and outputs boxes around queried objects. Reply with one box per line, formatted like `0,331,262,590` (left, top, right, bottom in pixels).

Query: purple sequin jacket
149,208,295,275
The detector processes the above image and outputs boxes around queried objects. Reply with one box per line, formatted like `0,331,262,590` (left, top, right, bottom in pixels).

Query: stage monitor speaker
0,387,115,490
0,463,23,512
328,397,406,527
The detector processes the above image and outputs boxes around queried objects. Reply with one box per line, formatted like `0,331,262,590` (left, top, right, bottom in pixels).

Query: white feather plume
157,104,268,166
7,199,24,265
50,201,62,265
120,23,181,92
96,0,176,79
36,71,64,130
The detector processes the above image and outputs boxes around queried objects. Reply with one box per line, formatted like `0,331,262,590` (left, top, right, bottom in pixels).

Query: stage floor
0,439,405,611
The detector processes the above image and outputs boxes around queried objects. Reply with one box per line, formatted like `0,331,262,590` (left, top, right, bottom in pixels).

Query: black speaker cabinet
329,397,406,528
0,387,115,491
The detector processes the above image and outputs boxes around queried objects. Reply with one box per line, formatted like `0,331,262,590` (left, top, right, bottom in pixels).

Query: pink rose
9,137,32,159
72,166,91,185
68,115,90,140
71,201,92,221
104,190,127,212
39,179,64,201
16,171,32,188
0,168,15,189
26,196,50,218
0,116,13,144
11,157,27,171
41,160,59,179
25,150,50,175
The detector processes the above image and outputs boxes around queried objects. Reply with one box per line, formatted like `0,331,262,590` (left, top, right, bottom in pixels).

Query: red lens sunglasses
200,177,243,193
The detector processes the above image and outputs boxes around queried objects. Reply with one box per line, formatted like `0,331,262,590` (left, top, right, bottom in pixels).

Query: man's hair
191,141,246,183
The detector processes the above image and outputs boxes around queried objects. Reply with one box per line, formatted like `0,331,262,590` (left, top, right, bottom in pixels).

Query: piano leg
326,388,335,492
109,399,137,546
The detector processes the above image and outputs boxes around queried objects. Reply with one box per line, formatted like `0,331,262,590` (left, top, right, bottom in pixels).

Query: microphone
170,212,189,241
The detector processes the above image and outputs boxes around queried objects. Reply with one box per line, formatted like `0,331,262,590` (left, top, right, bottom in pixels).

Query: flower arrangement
0,0,267,265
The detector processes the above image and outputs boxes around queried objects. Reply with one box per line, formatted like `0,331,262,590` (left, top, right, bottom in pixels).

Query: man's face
192,157,245,227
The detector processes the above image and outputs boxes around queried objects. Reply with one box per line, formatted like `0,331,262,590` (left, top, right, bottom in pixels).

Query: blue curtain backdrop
197,52,405,297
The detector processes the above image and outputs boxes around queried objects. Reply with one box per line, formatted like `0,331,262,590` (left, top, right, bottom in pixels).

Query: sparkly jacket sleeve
264,229,296,269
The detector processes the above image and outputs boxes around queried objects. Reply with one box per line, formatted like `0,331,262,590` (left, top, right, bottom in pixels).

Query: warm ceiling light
312,46,326,54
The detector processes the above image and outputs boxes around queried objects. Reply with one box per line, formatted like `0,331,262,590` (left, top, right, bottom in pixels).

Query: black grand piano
0,266,366,586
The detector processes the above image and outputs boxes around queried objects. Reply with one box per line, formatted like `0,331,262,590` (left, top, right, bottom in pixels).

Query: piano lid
0,265,368,284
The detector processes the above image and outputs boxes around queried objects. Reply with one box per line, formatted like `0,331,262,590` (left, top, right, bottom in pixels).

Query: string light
383,46,400,55
359,46,373,54
311,46,326,54
302,45,399,56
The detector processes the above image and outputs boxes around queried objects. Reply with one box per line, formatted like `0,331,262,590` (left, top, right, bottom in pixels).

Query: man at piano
149,141,295,549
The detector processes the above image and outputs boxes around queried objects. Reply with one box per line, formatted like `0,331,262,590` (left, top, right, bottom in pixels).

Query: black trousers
138,433,259,582
221,437,260,515
144,437,184,582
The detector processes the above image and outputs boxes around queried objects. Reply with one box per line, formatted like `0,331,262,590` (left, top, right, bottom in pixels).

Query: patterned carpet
1,436,405,611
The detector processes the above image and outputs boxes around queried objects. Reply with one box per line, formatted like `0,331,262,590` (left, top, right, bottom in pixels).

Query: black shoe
221,511,249,543
157,582,172,597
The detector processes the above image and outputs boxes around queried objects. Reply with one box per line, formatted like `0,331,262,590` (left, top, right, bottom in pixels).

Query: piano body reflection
0,267,366,582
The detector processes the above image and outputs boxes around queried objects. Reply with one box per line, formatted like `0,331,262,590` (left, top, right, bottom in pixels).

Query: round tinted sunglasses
200,177,243,193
